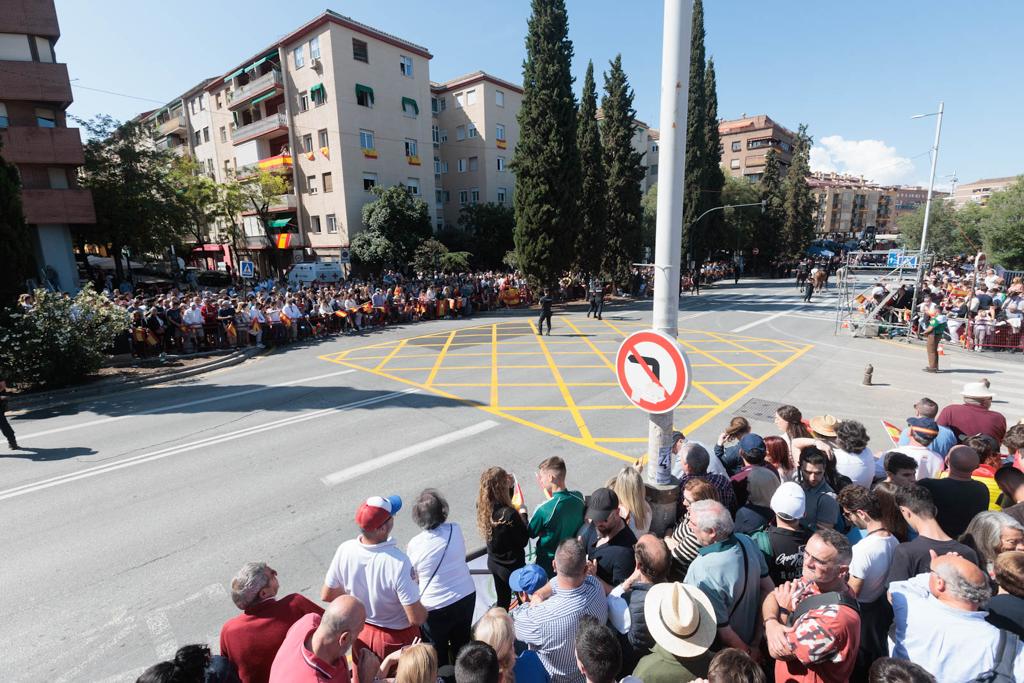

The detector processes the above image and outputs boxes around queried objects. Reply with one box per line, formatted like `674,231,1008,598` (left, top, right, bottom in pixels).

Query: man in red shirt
269,595,365,683
937,382,1007,443
220,562,324,683
763,529,861,683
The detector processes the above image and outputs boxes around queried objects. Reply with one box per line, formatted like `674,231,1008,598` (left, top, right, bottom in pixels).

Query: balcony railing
156,115,186,138
237,153,294,178
231,113,288,144
227,70,283,109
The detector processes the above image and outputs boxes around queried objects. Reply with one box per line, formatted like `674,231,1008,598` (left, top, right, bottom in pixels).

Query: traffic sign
339,246,351,264
615,329,691,414
239,260,255,279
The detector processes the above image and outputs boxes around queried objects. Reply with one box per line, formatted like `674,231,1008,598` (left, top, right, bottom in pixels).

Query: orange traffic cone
938,344,945,356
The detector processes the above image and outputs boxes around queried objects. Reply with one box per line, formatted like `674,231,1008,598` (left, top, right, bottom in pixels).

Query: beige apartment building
719,114,796,182
950,175,1020,209
430,72,522,230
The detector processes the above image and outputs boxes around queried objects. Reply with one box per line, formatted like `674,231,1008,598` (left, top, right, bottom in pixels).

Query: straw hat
643,582,717,658
809,414,839,438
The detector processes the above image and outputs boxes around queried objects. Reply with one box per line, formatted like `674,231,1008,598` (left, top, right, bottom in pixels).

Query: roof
431,70,523,95
139,77,217,121
649,129,660,140
718,114,796,139
957,175,1020,188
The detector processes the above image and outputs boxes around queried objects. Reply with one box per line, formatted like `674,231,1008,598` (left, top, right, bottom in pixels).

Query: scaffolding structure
834,249,933,337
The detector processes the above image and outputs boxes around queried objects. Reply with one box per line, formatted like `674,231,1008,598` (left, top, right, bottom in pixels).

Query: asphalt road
4,278,1023,682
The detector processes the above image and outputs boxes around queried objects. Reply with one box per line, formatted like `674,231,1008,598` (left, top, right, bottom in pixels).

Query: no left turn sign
615,329,691,414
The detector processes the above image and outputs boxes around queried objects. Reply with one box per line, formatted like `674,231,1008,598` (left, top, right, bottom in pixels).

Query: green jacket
528,489,585,576
631,644,710,683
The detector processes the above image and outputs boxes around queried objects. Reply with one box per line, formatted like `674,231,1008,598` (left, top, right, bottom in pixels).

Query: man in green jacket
529,456,585,576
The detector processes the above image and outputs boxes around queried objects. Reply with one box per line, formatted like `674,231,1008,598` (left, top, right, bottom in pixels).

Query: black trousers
488,556,523,612
0,400,15,445
537,311,552,333
421,591,476,667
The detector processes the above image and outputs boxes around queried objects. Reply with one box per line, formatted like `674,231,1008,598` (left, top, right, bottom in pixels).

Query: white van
286,262,344,286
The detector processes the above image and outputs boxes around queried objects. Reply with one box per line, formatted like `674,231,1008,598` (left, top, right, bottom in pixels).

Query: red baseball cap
355,495,403,530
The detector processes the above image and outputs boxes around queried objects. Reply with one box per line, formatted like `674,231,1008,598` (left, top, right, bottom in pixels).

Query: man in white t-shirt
321,495,427,661
892,417,945,480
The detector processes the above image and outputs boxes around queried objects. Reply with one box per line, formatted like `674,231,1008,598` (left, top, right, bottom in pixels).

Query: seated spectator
474,607,549,683
797,448,840,531
268,595,365,683
996,465,1024,526
752,482,812,585
937,381,1006,443
763,529,861,683
833,420,880,488
573,616,621,683
960,511,1024,579
677,442,736,512
882,451,919,488
887,484,979,582
578,487,637,591
509,564,549,609
219,561,323,683
703,647,766,683
511,539,607,683
919,445,989,537
867,657,936,683
609,533,669,671
387,643,439,683
988,551,1024,638
887,553,1023,681
683,500,773,657
406,489,476,667
455,640,500,683
607,465,652,536
633,582,715,682
137,644,239,683
667,479,720,581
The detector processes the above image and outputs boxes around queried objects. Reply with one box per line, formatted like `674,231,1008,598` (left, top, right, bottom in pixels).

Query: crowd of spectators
134,376,1024,683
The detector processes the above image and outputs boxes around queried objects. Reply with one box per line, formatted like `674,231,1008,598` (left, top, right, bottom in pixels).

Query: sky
57,0,1024,191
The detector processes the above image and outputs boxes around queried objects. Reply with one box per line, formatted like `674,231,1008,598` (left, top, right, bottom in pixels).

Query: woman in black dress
477,467,529,610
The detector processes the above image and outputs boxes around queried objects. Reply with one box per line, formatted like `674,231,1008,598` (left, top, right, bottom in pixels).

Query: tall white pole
646,0,692,485
918,102,944,254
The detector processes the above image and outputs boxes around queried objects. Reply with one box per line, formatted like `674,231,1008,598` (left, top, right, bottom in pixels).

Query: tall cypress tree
600,54,645,286
511,0,580,287
0,139,35,302
702,57,725,261
758,148,785,268
682,0,707,268
575,60,606,276
782,124,815,256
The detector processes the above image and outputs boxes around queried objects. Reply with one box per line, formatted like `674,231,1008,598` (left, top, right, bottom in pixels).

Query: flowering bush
0,285,130,389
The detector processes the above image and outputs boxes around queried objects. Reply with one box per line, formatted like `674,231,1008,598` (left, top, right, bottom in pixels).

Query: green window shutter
401,97,419,115
250,92,275,106
355,83,375,104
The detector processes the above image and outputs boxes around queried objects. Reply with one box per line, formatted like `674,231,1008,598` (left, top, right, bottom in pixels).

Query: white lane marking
679,311,710,321
731,306,806,333
16,369,356,441
321,419,500,487
0,389,416,502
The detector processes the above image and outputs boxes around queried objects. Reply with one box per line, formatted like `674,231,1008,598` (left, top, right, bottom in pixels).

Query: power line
71,83,167,105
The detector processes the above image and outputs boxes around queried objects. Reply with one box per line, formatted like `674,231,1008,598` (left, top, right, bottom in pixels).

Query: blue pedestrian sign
886,250,918,269
239,260,255,279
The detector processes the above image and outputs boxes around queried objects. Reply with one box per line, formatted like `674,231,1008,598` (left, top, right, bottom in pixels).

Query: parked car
286,262,344,286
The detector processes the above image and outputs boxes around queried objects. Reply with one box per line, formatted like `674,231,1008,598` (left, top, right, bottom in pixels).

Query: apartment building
807,172,949,239
0,0,94,292
950,175,1020,209
431,72,521,230
719,114,796,182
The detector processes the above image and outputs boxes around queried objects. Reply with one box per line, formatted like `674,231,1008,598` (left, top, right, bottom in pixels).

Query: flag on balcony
496,139,507,149
407,155,421,166
362,148,378,158
305,151,315,161
276,233,292,249
320,146,330,158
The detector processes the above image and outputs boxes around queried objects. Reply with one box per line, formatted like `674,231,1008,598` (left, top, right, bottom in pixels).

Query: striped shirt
511,575,608,683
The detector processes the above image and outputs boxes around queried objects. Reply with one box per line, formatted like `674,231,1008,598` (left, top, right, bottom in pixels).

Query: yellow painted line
703,331,780,365
530,319,593,441
691,382,724,405
593,437,648,443
692,362,776,367
385,365,492,371
564,317,617,371
437,382,556,387
680,343,814,434
498,404,715,411
490,324,499,407
678,341,757,380
374,338,409,371
697,380,749,385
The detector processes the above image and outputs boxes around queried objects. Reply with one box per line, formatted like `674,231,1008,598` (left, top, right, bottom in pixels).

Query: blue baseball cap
509,564,548,595
739,433,766,454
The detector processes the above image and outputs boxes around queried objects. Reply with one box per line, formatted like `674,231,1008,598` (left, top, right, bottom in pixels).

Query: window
311,84,326,106
193,130,202,147
359,129,375,150
466,89,477,106
219,126,227,143
439,97,446,111
456,125,466,141
402,97,418,117
307,174,319,194
731,141,741,152
310,215,321,232
34,36,54,63
47,167,68,189
215,93,223,109
355,84,374,108
35,107,56,128
458,158,466,173
362,173,377,191
298,91,309,112
648,164,658,176
468,124,477,138
202,127,210,143
496,123,506,140
470,188,480,203
497,156,506,172
293,45,304,68
406,178,420,195
439,129,448,143
458,190,468,205
404,139,418,157
432,125,440,144
224,160,232,176
431,97,439,114
434,156,442,174
199,97,206,111
435,189,443,203
207,159,214,173
322,172,333,193
497,187,507,203
468,156,479,172
302,134,313,153
0,33,32,61
496,90,505,107
352,38,368,63
190,99,197,115
400,56,413,77
730,159,740,169
441,160,449,173
318,128,329,150
0,103,9,128
326,213,337,233
443,191,450,202
309,36,320,60
454,92,463,109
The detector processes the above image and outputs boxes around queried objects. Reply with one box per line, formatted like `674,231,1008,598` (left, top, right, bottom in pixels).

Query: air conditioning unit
310,57,322,70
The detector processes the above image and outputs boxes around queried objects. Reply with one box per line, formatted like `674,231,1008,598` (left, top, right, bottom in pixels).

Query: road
3,278,1023,681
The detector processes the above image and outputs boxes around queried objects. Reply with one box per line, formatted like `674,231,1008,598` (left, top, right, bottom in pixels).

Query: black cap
586,487,619,522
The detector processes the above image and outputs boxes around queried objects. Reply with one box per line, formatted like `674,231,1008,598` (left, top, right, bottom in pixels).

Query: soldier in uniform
537,289,554,336
587,278,604,320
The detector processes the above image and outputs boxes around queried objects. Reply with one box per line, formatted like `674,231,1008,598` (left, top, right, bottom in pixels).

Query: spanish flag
276,233,292,249
881,419,902,446
510,474,526,510
320,146,330,158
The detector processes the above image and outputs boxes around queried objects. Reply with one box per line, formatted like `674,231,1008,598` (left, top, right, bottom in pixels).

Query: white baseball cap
770,481,806,521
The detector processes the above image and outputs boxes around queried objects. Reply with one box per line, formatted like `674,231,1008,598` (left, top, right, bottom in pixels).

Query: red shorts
354,621,420,661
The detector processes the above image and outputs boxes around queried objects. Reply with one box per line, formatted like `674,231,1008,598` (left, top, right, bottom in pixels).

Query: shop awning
355,83,375,104
251,92,275,106
402,96,419,115
268,218,291,228
223,67,245,82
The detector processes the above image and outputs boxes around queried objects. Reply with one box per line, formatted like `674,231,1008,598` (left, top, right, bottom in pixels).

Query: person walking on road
586,279,604,320
0,371,18,451
802,277,814,303
537,289,554,336
921,314,947,373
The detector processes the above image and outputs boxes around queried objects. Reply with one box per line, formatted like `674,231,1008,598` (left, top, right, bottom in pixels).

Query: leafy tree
781,124,815,256
215,179,249,264
721,174,760,259
361,184,432,266
412,238,472,274
232,169,292,275
167,155,219,248
979,176,1024,269
457,202,515,268
701,58,725,258
600,54,645,285
897,200,979,257
757,148,785,265
350,229,396,272
682,0,707,267
575,60,606,275
641,183,657,262
0,138,35,302
511,0,580,287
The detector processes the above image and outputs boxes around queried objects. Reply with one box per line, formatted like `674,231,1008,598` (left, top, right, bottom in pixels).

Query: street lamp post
908,102,944,334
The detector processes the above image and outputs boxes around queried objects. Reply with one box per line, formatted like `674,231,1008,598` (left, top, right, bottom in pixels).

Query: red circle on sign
615,330,691,413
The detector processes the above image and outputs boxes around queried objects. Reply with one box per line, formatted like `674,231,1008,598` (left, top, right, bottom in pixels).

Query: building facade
950,175,1020,209
718,114,796,182
0,0,95,292
807,172,948,239
431,72,521,230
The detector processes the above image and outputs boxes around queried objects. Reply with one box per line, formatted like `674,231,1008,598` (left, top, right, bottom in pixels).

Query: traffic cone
938,344,945,356
841,321,849,329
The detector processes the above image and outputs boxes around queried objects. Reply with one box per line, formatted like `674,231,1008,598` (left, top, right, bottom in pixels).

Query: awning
268,218,291,228
311,83,325,97
192,244,226,253
402,96,419,115
245,57,268,72
251,92,275,106
355,83,375,104
223,67,245,82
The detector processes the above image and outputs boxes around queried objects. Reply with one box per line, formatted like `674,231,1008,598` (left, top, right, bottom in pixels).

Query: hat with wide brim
962,382,994,399
644,582,717,658
809,415,839,438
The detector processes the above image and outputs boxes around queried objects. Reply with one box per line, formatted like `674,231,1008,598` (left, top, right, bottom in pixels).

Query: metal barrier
964,319,1024,352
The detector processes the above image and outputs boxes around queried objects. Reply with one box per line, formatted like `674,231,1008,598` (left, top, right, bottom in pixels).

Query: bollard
863,363,873,386
645,481,681,537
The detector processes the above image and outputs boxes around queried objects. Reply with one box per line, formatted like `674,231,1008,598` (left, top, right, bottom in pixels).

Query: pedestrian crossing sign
239,261,255,279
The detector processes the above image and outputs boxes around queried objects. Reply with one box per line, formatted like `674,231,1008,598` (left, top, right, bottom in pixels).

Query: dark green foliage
782,124,815,256
757,148,785,264
682,0,707,266
456,202,515,269
701,58,725,258
359,184,433,268
575,60,607,275
0,139,35,302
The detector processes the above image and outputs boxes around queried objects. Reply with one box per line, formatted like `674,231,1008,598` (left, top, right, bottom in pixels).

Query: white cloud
809,135,917,185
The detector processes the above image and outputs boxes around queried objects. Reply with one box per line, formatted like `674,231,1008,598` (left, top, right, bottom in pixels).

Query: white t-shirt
892,445,945,480
406,522,475,610
324,537,420,629
850,532,899,603
834,447,880,488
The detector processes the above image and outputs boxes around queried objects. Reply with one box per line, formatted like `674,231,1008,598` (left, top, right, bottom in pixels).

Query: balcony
232,113,288,145
155,115,186,138
227,70,284,110
0,126,85,165
0,61,72,103
245,229,304,250
241,193,296,215
744,154,767,168
21,188,95,225
236,153,293,178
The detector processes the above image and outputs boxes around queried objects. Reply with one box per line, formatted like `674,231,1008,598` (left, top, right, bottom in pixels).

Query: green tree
232,169,292,275
682,0,707,267
575,60,606,275
167,155,219,249
600,54,645,285
511,0,580,287
412,238,472,274
641,183,657,262
350,229,396,272
361,184,432,265
897,200,979,257
979,176,1024,269
781,124,815,256
757,148,785,266
0,138,35,302
457,202,515,268
701,58,726,260
721,174,760,259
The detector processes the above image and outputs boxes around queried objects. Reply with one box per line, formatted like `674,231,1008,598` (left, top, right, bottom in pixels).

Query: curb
10,348,260,414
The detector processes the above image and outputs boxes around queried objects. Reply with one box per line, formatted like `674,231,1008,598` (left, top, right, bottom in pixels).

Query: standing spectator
219,562,323,683
919,445,989,537
996,465,1024,527
891,418,945,480
529,457,586,577
987,551,1024,638
677,442,737,512
268,595,366,683
511,539,608,683
887,485,979,582
632,582,716,682
731,434,781,533
667,480,720,581
763,529,862,683
798,448,840,531
713,416,751,476
959,511,1024,579
897,398,957,456
873,481,912,542
703,648,766,683
406,489,476,667
477,467,530,611
321,495,427,660
579,487,637,590
752,482,812,586
573,616,621,683
832,420,879,489
672,430,729,478
607,466,651,536
959,434,1007,510
455,641,500,683
1006,423,1024,470
683,500,773,657
729,433,780,508
474,608,549,683
611,534,670,670
887,554,1022,681
764,434,797,482
937,381,1007,442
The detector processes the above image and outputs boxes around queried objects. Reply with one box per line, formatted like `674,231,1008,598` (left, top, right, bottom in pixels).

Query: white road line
731,306,806,333
15,369,356,441
0,388,416,503
321,419,500,487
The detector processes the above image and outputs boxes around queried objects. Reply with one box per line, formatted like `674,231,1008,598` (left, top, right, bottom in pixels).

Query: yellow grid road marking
564,317,617,371
691,382,724,405
374,338,409,371
530,320,593,442
490,324,499,407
